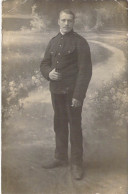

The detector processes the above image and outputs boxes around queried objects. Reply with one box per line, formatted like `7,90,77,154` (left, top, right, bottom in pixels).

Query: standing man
40,9,92,180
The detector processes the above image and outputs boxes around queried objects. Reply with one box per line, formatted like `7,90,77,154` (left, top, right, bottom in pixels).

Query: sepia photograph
2,0,128,193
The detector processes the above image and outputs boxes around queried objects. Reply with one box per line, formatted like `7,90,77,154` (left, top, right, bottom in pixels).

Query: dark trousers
51,92,83,165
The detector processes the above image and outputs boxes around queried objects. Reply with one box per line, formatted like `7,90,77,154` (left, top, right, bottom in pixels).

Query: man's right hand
49,68,62,80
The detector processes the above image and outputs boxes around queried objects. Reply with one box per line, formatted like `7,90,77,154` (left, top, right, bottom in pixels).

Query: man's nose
65,20,69,25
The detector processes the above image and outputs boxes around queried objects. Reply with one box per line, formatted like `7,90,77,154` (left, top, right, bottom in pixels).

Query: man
40,9,92,180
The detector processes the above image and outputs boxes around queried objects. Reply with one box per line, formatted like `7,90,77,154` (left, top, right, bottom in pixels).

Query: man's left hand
71,98,82,108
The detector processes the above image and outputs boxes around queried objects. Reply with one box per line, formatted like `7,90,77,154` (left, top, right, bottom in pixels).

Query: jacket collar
58,29,74,37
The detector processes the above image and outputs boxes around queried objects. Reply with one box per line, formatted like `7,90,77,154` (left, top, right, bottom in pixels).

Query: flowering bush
84,77,128,130
2,70,46,119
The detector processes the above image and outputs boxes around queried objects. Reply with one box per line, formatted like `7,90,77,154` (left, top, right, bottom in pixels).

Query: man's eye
61,19,72,23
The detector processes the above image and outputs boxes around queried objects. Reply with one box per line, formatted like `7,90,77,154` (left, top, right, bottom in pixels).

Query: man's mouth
63,27,69,29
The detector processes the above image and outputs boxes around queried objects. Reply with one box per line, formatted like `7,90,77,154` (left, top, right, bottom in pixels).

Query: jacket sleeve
40,40,52,81
73,39,92,102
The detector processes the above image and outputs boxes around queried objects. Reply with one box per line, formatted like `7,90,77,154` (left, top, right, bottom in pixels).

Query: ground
2,31,128,194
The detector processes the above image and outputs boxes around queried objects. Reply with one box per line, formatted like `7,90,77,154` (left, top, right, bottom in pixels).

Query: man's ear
58,19,60,26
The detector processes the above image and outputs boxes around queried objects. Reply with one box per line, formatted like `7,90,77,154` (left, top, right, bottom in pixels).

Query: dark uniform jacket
40,30,92,102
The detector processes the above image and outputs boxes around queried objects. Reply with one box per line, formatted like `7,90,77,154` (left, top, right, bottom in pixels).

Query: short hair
59,9,75,20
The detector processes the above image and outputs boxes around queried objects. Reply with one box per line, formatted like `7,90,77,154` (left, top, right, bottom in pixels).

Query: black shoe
42,159,68,169
71,164,84,180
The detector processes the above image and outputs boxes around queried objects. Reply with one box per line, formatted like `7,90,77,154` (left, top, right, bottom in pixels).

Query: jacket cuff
73,93,85,104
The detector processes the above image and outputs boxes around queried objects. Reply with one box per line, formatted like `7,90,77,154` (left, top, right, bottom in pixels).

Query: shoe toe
42,159,68,169
71,165,84,180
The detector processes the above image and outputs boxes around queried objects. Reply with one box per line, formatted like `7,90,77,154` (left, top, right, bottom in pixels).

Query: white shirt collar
60,29,65,35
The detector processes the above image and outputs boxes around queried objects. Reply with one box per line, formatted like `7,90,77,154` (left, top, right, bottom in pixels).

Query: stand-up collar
58,29,74,37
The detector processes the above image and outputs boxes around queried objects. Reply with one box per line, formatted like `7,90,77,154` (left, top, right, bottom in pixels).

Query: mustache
63,26,70,28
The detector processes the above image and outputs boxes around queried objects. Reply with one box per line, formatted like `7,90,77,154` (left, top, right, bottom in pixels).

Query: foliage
2,70,46,119
21,4,49,32
83,76,128,131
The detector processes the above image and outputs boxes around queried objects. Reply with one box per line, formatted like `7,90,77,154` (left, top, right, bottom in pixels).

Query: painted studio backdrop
2,0,128,193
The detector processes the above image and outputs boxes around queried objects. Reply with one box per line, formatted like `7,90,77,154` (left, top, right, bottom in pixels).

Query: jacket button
57,61,59,63
68,50,71,53
58,53,61,55
59,45,62,47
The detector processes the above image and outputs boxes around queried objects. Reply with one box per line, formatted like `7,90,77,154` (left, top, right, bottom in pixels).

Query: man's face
58,12,74,34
